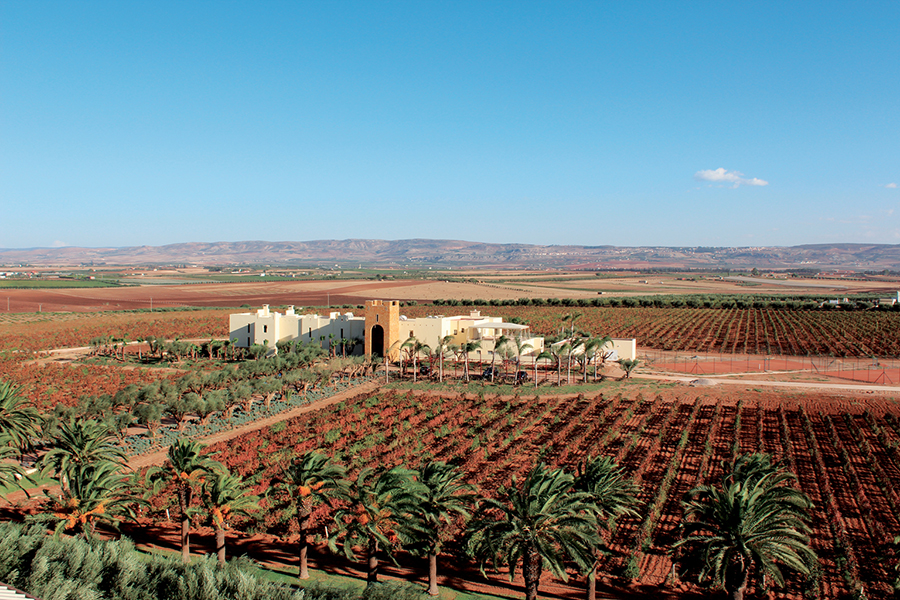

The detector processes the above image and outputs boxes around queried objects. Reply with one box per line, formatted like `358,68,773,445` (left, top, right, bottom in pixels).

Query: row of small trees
45,345,378,440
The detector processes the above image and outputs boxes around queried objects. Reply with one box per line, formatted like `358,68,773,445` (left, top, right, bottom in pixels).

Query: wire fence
640,349,900,385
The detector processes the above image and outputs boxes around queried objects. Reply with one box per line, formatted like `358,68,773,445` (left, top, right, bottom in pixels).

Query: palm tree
0,438,26,500
434,335,455,383
384,340,402,384
533,350,553,388
673,454,817,600
202,470,260,565
414,461,478,596
468,463,600,600
588,335,613,381
402,337,431,383
38,419,127,492
562,311,583,337
459,341,482,382
566,340,583,385
0,381,40,454
619,358,640,379
335,466,425,586
550,343,569,385
579,337,606,383
146,438,225,563
491,335,510,382
511,337,533,376
574,456,640,600
42,460,146,539
275,451,349,579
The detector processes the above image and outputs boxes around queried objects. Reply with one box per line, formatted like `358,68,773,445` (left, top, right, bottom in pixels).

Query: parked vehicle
481,367,498,380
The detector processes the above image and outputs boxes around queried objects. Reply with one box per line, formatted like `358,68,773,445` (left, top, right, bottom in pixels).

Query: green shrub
0,522,307,600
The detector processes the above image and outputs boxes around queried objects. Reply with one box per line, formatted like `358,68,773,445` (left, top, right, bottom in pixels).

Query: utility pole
150,297,153,311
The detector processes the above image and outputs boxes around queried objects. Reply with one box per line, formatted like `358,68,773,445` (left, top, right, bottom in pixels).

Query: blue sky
2,1,898,249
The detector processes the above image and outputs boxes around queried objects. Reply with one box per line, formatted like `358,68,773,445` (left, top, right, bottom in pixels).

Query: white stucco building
228,302,545,361
228,305,366,352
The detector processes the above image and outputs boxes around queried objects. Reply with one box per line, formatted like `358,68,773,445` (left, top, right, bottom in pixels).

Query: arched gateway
370,324,384,356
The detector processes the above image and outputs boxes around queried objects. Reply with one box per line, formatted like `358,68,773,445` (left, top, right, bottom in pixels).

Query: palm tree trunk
216,529,226,565
586,566,596,600
298,511,311,579
298,541,309,578
729,565,749,600
367,537,379,584
427,552,439,596
180,486,191,563
523,545,542,600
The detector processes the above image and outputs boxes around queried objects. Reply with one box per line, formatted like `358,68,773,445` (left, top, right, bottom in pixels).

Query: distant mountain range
2,240,900,271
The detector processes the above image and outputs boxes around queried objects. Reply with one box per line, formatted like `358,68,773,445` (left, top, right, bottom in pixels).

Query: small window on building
247,337,250,346
410,330,414,338
263,325,268,333
247,324,251,333
376,315,379,322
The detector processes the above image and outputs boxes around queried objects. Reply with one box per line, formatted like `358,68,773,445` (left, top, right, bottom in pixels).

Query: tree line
432,295,900,311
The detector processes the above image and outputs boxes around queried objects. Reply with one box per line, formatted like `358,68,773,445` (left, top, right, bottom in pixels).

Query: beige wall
228,306,365,353
228,313,256,348
610,338,637,361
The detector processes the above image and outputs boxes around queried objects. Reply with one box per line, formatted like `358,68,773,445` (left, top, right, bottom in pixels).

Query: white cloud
694,168,769,188
886,182,897,189
51,240,68,247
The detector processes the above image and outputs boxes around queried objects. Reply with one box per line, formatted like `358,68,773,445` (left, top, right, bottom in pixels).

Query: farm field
0,278,598,313
3,270,898,315
198,381,900,599
474,272,900,296
403,305,900,357
0,309,229,353
3,304,900,411
4,305,900,359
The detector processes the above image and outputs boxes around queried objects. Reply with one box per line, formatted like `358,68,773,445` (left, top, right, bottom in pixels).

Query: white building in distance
228,301,547,361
